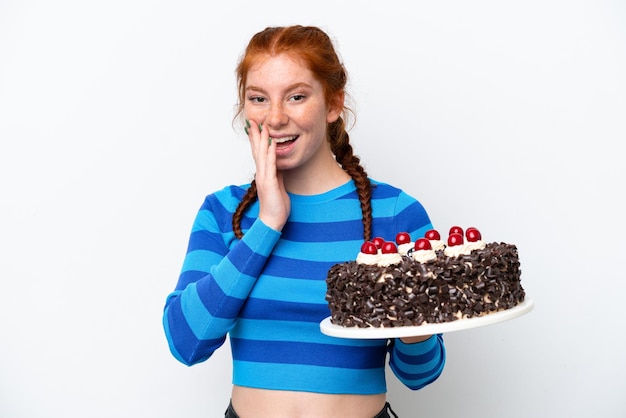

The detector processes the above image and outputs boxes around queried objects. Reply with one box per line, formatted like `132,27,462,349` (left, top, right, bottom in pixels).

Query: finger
246,119,264,161
264,130,277,176
247,119,275,181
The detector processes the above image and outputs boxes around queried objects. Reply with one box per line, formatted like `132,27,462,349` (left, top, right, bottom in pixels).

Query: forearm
389,334,446,390
163,218,281,365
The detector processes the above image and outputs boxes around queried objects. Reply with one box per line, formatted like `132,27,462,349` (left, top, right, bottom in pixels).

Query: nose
265,102,288,128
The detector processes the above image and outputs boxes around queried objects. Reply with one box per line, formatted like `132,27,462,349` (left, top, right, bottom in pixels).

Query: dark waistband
225,400,398,418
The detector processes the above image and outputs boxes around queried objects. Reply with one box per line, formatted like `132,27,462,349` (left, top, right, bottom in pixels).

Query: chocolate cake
325,227,525,328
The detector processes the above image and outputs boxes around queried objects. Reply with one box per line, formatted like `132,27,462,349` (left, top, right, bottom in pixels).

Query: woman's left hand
400,335,432,344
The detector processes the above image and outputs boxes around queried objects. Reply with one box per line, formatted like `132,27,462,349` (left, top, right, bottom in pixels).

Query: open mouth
270,135,298,146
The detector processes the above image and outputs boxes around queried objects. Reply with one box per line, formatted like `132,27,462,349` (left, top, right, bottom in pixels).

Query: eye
247,95,267,104
290,94,306,102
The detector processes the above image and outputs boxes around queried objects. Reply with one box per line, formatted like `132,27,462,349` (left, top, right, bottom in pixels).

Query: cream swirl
465,240,486,252
443,241,486,257
429,239,446,251
412,249,437,263
397,242,414,256
444,244,467,258
377,252,403,266
356,252,380,265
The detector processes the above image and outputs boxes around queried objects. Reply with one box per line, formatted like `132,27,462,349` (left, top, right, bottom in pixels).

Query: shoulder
190,184,252,233
369,178,429,216
368,179,433,237
199,184,251,211
369,179,415,201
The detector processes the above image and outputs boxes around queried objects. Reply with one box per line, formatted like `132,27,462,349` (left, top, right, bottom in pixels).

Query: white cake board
320,298,534,339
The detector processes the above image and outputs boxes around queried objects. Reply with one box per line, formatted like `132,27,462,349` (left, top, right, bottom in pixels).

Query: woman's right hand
247,119,290,232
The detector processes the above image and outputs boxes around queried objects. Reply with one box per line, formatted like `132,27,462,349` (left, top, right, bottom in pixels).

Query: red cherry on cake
395,232,411,245
372,237,385,249
414,238,432,251
465,227,482,242
448,233,464,247
381,241,398,254
360,241,378,255
425,229,441,240
449,226,463,236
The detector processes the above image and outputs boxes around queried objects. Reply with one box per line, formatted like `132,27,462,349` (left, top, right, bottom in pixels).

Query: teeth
270,136,297,143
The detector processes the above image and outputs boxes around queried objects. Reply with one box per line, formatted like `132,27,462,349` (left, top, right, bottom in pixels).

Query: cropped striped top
163,180,445,394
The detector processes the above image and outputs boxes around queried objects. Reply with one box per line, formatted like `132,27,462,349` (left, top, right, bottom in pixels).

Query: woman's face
243,53,341,173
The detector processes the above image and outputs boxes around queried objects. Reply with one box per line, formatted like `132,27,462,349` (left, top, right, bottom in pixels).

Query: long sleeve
388,334,446,390
163,191,281,366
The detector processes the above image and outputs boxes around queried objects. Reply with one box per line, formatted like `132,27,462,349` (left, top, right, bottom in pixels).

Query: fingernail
268,137,272,145
244,126,249,135
245,119,251,128
259,123,263,131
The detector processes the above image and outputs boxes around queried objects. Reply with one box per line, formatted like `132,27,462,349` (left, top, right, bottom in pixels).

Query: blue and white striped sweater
163,180,445,394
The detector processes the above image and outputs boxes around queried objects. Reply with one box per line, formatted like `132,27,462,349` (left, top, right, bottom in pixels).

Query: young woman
163,25,446,418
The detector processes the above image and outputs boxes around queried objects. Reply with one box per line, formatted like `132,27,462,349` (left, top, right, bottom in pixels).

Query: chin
274,160,298,172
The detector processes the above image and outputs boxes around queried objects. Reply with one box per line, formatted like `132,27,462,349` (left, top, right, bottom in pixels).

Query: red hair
235,26,346,117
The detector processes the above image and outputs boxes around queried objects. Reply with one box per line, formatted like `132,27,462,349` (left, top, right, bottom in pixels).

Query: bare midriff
231,385,387,418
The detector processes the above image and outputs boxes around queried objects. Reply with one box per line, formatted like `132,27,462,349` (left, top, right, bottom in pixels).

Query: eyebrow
245,82,313,94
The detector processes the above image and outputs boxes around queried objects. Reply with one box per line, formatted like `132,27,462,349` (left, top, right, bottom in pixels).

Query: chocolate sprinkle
325,243,525,328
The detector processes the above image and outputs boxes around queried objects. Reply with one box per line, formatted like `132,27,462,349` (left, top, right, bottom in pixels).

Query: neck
282,162,351,195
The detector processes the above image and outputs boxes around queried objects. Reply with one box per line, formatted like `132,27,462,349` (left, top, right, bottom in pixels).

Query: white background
1,1,625,417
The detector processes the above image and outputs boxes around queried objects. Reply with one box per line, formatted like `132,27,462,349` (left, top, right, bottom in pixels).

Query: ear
326,91,345,124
